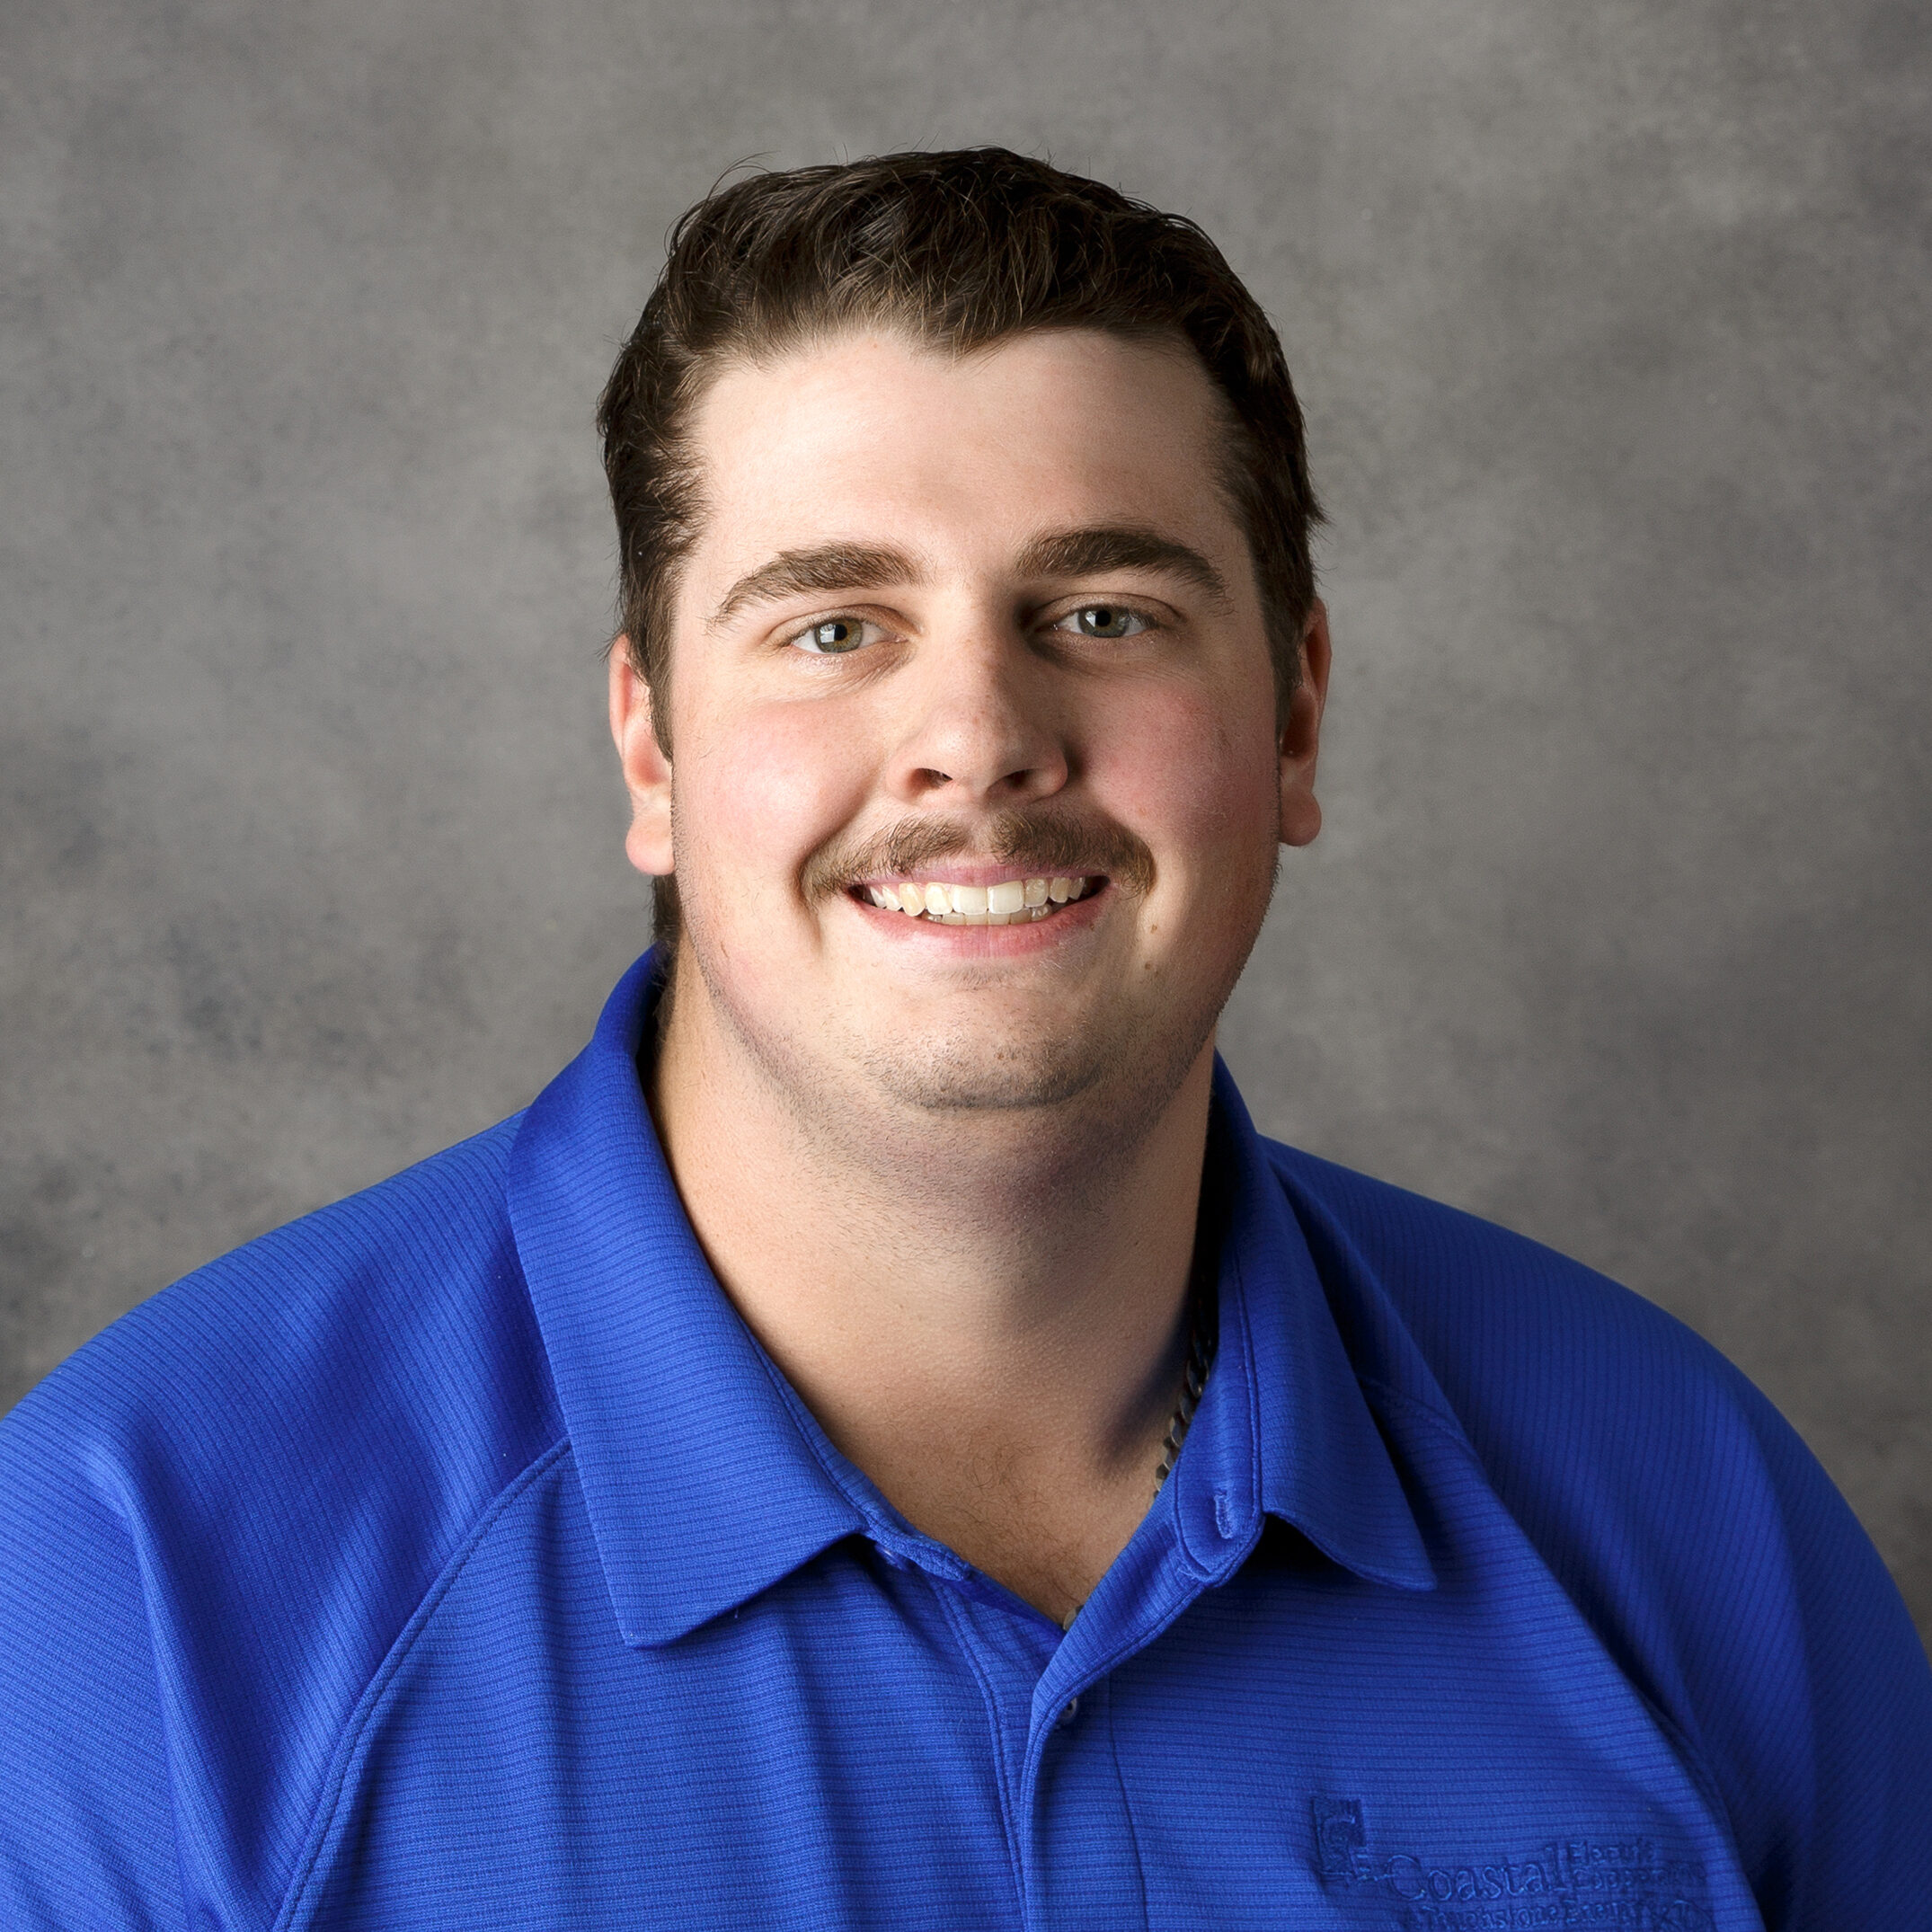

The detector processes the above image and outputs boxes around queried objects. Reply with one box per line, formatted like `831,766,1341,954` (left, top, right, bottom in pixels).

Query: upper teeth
863,875,1092,924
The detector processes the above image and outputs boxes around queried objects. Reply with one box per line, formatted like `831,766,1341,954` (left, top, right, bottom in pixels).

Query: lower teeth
920,905,1056,926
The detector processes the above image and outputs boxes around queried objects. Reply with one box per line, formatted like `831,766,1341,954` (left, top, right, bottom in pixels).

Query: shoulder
1259,1138,1739,1449
3,1111,557,1516
1261,1138,1932,1918
0,1113,565,1928
1258,1132,1852,1595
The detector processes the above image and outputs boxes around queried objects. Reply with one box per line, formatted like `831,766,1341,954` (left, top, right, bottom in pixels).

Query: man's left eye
790,616,875,654
1059,606,1150,640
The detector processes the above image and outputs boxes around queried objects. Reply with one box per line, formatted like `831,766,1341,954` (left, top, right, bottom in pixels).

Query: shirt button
1057,1696,1080,1728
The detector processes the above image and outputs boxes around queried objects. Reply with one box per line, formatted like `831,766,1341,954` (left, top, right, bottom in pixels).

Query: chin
850,1033,1110,1113
844,987,1218,1132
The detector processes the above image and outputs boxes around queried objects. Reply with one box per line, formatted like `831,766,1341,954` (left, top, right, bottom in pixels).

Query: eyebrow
709,543,926,628
705,524,1230,630
1015,526,1230,604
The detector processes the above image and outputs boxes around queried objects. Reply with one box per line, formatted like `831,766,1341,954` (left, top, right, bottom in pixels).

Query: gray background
4,0,1928,1645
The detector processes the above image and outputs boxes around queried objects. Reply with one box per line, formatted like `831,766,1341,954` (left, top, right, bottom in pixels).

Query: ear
607,641,674,878
1278,599,1330,849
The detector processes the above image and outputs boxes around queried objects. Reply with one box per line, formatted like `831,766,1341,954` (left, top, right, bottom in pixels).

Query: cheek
1095,684,1281,881
676,699,869,910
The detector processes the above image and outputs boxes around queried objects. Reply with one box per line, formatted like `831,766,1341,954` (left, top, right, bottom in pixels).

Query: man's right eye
789,616,876,654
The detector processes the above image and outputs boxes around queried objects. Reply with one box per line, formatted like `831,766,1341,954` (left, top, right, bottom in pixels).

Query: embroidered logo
1309,1796,1715,1929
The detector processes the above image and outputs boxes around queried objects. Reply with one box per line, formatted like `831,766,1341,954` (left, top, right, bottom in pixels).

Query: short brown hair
598,147,1324,944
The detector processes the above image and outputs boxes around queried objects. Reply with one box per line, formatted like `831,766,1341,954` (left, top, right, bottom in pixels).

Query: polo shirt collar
507,950,870,1647
508,952,1431,1649
1170,1061,1435,1595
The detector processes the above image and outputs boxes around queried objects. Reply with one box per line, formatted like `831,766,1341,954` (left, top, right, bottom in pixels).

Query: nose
884,623,1070,809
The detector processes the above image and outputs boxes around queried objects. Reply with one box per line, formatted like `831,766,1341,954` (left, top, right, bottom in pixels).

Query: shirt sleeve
1677,1362,1932,1928
0,1398,190,1932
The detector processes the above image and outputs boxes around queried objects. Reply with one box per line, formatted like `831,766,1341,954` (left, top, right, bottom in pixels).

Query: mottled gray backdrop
4,0,1928,1641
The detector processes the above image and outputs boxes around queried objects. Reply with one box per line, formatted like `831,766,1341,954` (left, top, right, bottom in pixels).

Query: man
1,149,1926,1929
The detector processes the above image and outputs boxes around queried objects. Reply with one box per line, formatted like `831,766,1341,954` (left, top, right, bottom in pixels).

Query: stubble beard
668,780,1282,1174
685,921,1228,1199
676,871,1273,1201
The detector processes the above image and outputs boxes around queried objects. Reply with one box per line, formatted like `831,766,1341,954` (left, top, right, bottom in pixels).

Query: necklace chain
1151,1292,1216,1501
1061,1288,1218,1632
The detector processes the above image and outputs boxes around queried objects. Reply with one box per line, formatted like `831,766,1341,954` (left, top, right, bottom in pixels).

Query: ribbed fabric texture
1,948,1926,1929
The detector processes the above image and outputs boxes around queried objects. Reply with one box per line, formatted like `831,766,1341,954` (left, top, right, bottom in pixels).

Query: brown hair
598,147,1324,944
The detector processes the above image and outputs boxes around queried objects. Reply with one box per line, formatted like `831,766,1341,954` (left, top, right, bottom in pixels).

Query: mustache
801,808,1157,901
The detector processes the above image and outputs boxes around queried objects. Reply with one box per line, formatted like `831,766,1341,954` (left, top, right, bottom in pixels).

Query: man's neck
647,968,1213,1624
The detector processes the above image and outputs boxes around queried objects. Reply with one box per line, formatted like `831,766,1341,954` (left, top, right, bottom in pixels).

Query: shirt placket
920,1523,1222,1932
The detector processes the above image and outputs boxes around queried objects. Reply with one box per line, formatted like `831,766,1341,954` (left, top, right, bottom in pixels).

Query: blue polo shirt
1,952,1927,1930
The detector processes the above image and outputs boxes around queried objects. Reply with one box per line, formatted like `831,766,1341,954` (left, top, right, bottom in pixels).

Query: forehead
679,327,1246,598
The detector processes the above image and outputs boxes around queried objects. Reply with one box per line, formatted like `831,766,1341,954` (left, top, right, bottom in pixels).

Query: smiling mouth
855,874,1097,926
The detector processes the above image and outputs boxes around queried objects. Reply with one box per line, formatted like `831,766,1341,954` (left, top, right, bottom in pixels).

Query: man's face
614,326,1326,1139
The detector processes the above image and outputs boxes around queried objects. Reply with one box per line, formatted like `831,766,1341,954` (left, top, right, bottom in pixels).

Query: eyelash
783,604,1162,655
